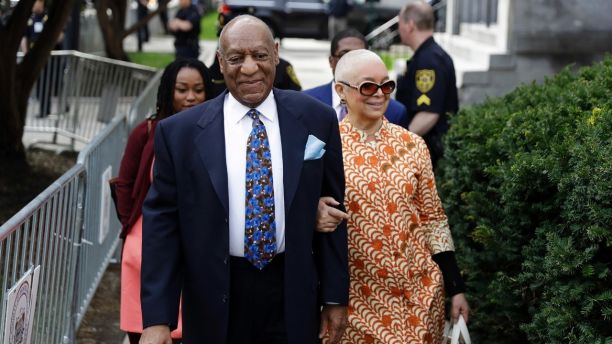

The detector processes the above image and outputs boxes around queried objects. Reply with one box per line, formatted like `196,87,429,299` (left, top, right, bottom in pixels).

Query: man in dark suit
304,29,409,128
140,15,349,344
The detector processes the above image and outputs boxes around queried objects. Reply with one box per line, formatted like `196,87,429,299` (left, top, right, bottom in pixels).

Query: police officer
396,2,458,168
168,0,201,59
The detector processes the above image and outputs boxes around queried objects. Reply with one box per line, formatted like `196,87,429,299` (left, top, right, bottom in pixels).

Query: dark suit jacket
303,81,409,128
141,89,349,344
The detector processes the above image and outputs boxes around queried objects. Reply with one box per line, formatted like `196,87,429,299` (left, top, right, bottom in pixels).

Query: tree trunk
0,57,27,164
96,0,169,61
0,0,77,166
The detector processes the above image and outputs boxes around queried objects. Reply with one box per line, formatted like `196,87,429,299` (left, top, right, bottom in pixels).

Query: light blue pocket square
304,134,326,160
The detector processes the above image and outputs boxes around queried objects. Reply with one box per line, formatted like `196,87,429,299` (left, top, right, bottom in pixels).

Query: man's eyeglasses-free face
338,80,396,96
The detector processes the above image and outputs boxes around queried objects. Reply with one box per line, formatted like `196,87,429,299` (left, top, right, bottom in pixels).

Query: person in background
158,0,170,35
327,0,351,39
139,15,348,344
304,29,408,128
21,0,65,118
396,1,458,168
317,49,469,343
168,0,201,59
114,58,213,344
136,0,150,52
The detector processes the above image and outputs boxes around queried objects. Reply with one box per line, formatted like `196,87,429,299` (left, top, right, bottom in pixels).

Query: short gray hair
334,49,385,82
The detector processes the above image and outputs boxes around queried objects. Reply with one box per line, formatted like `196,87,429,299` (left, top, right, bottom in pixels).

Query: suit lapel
323,81,333,106
275,89,308,212
194,95,229,216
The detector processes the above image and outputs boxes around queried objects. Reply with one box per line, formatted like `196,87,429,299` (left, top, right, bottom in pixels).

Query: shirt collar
225,90,277,124
414,36,435,58
331,81,341,110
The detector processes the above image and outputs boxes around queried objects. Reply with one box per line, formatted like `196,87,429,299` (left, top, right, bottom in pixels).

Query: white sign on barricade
2,266,41,344
99,165,113,244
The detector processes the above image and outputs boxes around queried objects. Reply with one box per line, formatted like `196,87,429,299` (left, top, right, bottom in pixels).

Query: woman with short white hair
321,49,469,343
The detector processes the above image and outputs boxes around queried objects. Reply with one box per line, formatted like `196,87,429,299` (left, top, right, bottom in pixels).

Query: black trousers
227,254,288,344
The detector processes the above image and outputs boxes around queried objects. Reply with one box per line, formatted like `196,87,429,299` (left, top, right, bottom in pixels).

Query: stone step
459,22,499,46
435,32,516,70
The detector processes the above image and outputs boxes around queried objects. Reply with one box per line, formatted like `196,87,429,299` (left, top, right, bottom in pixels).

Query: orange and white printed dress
339,119,455,344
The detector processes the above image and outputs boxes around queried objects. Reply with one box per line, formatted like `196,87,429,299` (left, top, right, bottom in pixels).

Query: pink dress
120,164,183,337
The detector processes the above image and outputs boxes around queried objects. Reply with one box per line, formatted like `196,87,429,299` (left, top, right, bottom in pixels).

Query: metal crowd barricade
1,56,162,342
24,51,157,149
0,165,85,344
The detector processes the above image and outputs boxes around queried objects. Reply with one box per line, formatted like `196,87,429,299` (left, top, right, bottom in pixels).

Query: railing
365,0,447,50
73,70,161,328
459,0,497,26
23,50,157,149
0,165,85,344
0,55,161,343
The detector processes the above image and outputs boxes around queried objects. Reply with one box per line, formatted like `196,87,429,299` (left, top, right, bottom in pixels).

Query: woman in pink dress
114,58,212,344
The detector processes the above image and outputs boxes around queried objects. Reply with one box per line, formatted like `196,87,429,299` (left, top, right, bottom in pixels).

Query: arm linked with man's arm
141,121,183,336
313,115,349,305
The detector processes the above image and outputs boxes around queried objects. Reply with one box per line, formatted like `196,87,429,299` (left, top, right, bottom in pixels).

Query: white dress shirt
331,81,343,120
224,92,286,257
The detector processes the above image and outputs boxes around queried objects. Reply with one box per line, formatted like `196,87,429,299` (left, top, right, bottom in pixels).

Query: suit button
224,218,228,223
223,256,228,265
222,294,228,303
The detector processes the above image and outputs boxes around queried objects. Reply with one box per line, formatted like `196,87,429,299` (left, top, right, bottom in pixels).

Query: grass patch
378,51,411,71
127,52,175,69
200,11,219,41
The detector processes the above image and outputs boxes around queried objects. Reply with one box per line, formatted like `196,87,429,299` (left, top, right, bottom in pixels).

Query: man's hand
319,304,348,343
451,293,470,324
316,197,349,233
139,325,172,344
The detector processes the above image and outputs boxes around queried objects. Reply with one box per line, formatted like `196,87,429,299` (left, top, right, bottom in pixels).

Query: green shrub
437,58,612,343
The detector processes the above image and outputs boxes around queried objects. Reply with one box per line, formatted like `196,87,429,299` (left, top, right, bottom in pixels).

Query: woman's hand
451,293,470,323
316,197,349,232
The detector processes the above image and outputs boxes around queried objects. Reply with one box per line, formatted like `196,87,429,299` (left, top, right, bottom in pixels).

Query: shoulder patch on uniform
415,69,435,93
417,94,431,106
286,65,301,87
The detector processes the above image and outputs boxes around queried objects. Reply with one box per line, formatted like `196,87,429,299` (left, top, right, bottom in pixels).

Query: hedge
437,58,612,343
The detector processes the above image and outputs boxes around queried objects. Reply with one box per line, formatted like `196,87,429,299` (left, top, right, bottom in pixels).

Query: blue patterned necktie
244,109,276,269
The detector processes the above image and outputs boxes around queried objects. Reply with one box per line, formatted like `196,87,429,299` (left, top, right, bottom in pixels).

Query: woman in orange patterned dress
318,49,469,344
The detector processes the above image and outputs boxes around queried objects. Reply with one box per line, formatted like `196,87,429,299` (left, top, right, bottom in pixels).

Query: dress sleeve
412,135,454,255
413,135,466,295
115,121,148,227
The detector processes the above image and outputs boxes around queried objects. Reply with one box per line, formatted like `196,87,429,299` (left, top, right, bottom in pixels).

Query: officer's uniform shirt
26,12,47,49
173,5,201,51
208,57,302,98
397,36,458,166
273,58,302,91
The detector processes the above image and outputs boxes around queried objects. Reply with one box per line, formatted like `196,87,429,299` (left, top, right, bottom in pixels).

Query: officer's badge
286,65,301,87
416,69,435,93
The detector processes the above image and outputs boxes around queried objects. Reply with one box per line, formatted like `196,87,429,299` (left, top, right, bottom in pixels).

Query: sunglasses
338,80,396,96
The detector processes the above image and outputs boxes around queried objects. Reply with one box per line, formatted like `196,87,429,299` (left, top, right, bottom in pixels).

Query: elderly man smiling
139,15,348,344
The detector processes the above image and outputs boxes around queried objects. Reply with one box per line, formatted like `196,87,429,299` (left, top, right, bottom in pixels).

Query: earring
340,99,346,104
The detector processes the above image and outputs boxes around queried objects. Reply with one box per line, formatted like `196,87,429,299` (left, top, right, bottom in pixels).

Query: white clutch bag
442,315,471,344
